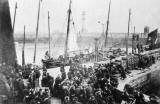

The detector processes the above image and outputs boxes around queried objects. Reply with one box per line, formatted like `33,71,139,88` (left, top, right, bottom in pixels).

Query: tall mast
33,0,42,63
48,11,51,58
22,26,26,65
64,0,72,60
12,2,17,33
104,0,111,47
132,26,135,54
126,9,131,55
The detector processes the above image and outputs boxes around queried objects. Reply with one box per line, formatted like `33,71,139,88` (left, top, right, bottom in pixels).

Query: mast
12,2,17,33
104,0,111,47
126,9,131,55
132,26,135,54
22,26,26,65
33,0,42,63
48,11,51,58
64,0,72,60
126,9,131,70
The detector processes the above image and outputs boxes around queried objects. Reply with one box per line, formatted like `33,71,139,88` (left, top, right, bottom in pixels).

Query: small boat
42,59,70,69
42,0,80,69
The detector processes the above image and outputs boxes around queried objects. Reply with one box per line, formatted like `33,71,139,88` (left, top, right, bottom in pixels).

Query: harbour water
15,42,130,65
15,42,65,65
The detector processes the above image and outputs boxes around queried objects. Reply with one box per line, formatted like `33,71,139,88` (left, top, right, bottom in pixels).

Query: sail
67,23,79,53
146,29,159,50
0,0,17,65
146,29,158,45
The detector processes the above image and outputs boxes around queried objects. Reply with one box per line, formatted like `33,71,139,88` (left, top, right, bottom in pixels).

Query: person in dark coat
42,89,51,104
87,95,98,104
53,75,62,97
117,63,126,79
61,71,67,81
46,73,54,95
110,87,123,103
17,78,25,102
28,72,36,88
95,90,106,104
34,68,41,79
41,73,48,87
71,97,82,104
133,91,147,104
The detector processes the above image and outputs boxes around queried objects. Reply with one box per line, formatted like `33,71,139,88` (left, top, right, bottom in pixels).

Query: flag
146,29,158,45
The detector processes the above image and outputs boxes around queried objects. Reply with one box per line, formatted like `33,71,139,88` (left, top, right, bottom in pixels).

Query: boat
42,59,69,68
42,0,83,69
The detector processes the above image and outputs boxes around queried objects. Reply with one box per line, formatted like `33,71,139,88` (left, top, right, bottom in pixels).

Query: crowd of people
47,53,156,104
51,63,123,104
0,63,51,104
0,51,158,104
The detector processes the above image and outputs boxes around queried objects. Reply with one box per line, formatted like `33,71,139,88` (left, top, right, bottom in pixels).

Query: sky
9,0,160,36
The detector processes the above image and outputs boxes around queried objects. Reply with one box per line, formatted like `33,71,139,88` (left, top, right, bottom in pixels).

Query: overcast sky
9,0,160,36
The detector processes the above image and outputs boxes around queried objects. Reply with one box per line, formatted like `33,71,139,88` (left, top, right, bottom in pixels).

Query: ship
42,58,69,69
42,0,92,69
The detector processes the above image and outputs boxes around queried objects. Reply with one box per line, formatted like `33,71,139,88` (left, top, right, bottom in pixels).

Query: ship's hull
42,59,69,69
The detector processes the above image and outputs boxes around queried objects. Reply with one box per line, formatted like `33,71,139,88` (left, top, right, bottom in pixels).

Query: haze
9,0,160,37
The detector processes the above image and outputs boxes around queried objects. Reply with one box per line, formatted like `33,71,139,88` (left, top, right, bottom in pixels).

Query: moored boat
42,59,70,69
